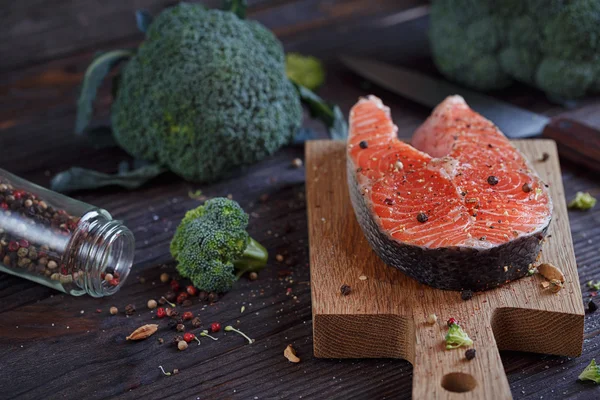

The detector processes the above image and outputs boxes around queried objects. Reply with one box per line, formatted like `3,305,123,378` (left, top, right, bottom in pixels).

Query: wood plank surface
306,140,583,399
1,0,600,399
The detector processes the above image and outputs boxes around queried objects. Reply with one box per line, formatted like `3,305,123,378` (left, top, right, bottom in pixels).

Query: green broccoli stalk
170,197,268,293
569,192,597,210
578,359,600,383
445,323,473,350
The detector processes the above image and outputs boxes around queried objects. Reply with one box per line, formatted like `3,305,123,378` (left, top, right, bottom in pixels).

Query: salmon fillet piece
347,95,552,291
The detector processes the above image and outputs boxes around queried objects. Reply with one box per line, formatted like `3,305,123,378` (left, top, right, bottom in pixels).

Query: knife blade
340,56,550,138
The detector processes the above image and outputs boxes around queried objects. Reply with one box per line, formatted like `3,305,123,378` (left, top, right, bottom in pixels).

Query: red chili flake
210,322,221,333
286,288,293,296
109,278,120,286
17,239,29,248
8,241,19,252
61,267,68,275
186,285,198,296
13,190,25,199
591,292,598,297
170,280,180,292
156,308,167,318
0,203,8,210
182,311,193,321
100,272,106,279
447,317,458,327
96,309,102,313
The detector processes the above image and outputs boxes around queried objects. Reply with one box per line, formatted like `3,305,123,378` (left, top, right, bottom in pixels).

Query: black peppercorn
191,317,202,328
522,182,532,193
359,141,368,149
461,290,473,301
465,349,476,360
124,304,136,315
182,299,193,307
340,284,351,296
168,320,179,330
208,292,219,303
487,176,499,185
165,291,176,302
198,291,208,301
417,212,428,223
588,299,598,313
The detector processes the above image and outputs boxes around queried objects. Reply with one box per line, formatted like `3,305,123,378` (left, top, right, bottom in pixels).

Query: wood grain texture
306,140,584,399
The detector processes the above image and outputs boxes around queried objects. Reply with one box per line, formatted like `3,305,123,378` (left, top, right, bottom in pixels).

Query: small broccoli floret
445,323,473,350
286,53,325,90
579,359,600,383
568,192,597,210
170,197,268,293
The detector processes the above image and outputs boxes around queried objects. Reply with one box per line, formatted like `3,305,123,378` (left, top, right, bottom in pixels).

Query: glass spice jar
0,168,135,297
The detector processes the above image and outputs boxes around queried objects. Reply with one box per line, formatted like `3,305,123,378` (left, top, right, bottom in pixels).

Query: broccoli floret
286,53,325,90
111,3,302,182
430,0,600,100
579,359,600,383
170,197,268,293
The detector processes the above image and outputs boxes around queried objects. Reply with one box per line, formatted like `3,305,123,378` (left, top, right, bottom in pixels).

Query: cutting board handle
542,117,600,173
412,312,511,399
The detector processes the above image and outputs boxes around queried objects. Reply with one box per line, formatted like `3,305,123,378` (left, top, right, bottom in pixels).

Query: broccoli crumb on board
569,192,597,210
170,197,268,293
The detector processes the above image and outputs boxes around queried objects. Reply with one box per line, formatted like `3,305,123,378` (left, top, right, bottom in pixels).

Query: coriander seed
109,306,118,315
160,272,170,283
147,299,158,309
177,340,188,351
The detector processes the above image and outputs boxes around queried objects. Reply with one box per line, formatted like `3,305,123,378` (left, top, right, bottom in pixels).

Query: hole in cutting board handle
441,372,477,393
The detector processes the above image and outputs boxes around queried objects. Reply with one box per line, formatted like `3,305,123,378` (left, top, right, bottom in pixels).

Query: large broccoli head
112,3,302,182
170,197,267,293
430,0,600,99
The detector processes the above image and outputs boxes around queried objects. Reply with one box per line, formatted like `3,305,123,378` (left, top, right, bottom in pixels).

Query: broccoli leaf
294,84,348,140
75,49,134,135
292,127,317,145
223,0,247,19
578,359,600,383
135,10,153,33
50,163,166,193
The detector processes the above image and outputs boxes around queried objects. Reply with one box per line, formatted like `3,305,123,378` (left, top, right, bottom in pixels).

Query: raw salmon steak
347,95,552,291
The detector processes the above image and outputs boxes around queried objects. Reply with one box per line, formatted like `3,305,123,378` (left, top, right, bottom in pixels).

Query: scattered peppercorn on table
2,0,600,399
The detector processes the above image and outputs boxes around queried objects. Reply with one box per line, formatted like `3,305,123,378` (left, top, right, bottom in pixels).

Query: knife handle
542,117,600,173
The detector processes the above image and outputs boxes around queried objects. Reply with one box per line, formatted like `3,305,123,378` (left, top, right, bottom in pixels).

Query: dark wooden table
2,1,600,399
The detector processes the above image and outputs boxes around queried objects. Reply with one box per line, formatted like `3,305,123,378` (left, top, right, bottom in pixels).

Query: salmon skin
347,95,552,291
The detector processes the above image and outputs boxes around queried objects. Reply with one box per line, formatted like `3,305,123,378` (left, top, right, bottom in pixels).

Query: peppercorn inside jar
0,168,135,297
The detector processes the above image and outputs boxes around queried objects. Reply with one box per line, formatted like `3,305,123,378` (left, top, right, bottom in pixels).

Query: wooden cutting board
305,139,584,400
